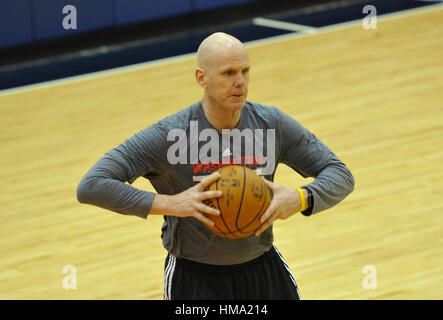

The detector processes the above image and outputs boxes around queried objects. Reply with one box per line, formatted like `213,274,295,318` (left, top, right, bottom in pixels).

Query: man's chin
228,100,246,111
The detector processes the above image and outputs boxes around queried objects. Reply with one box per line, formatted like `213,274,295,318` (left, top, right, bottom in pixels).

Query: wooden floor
1,6,442,300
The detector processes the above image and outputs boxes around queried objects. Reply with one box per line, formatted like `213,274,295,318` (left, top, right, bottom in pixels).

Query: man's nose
234,73,246,87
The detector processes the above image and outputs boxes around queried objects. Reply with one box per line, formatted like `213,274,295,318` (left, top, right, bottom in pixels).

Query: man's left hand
255,179,305,236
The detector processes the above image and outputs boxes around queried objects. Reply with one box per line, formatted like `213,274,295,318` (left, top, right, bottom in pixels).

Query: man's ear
195,68,207,88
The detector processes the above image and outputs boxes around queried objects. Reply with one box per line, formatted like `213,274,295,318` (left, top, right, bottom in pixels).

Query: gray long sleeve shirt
77,101,354,265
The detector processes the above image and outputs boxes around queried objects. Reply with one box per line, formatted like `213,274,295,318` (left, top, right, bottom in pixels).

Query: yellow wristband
297,188,307,212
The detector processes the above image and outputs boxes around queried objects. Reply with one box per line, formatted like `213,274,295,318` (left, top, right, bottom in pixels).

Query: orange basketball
203,165,273,239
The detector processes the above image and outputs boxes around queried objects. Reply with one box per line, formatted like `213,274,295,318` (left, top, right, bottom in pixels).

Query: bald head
195,32,250,117
197,32,247,70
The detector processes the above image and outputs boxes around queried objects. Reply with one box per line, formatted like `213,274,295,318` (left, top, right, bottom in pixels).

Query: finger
255,218,274,236
194,212,216,227
256,206,277,236
198,172,221,191
262,177,274,189
260,203,276,224
198,190,222,201
194,202,220,216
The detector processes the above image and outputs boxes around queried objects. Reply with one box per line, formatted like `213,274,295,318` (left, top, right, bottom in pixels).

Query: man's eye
224,71,234,76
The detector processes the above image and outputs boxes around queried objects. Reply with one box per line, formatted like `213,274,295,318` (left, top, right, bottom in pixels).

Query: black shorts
164,245,301,300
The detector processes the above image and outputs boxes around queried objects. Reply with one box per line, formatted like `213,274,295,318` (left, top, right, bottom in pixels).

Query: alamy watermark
167,121,276,176
62,5,77,30
362,5,377,29
362,265,377,290
62,265,77,290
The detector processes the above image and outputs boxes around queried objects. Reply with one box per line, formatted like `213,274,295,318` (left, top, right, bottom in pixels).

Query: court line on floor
252,17,318,34
246,1,443,49
1,2,442,97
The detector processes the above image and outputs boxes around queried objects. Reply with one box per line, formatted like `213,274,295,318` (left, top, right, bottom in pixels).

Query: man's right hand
150,172,222,227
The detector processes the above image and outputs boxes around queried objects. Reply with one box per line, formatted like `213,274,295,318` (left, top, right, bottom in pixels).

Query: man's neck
201,96,242,132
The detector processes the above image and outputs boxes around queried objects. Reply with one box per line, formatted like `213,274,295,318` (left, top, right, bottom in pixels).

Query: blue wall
115,0,192,25
0,0,262,49
0,0,34,48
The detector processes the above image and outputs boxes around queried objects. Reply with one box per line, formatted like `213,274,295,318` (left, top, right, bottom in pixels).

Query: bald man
77,32,354,300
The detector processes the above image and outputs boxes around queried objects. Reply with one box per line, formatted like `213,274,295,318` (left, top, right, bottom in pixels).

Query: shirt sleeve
76,124,168,219
277,108,355,215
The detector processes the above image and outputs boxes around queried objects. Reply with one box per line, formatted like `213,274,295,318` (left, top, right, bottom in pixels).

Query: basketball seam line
216,167,235,236
234,166,247,235
236,180,268,234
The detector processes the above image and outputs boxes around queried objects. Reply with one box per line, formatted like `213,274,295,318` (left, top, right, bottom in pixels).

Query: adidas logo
222,147,232,157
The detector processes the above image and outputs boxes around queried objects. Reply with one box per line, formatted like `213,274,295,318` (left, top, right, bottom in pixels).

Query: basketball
203,165,273,239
